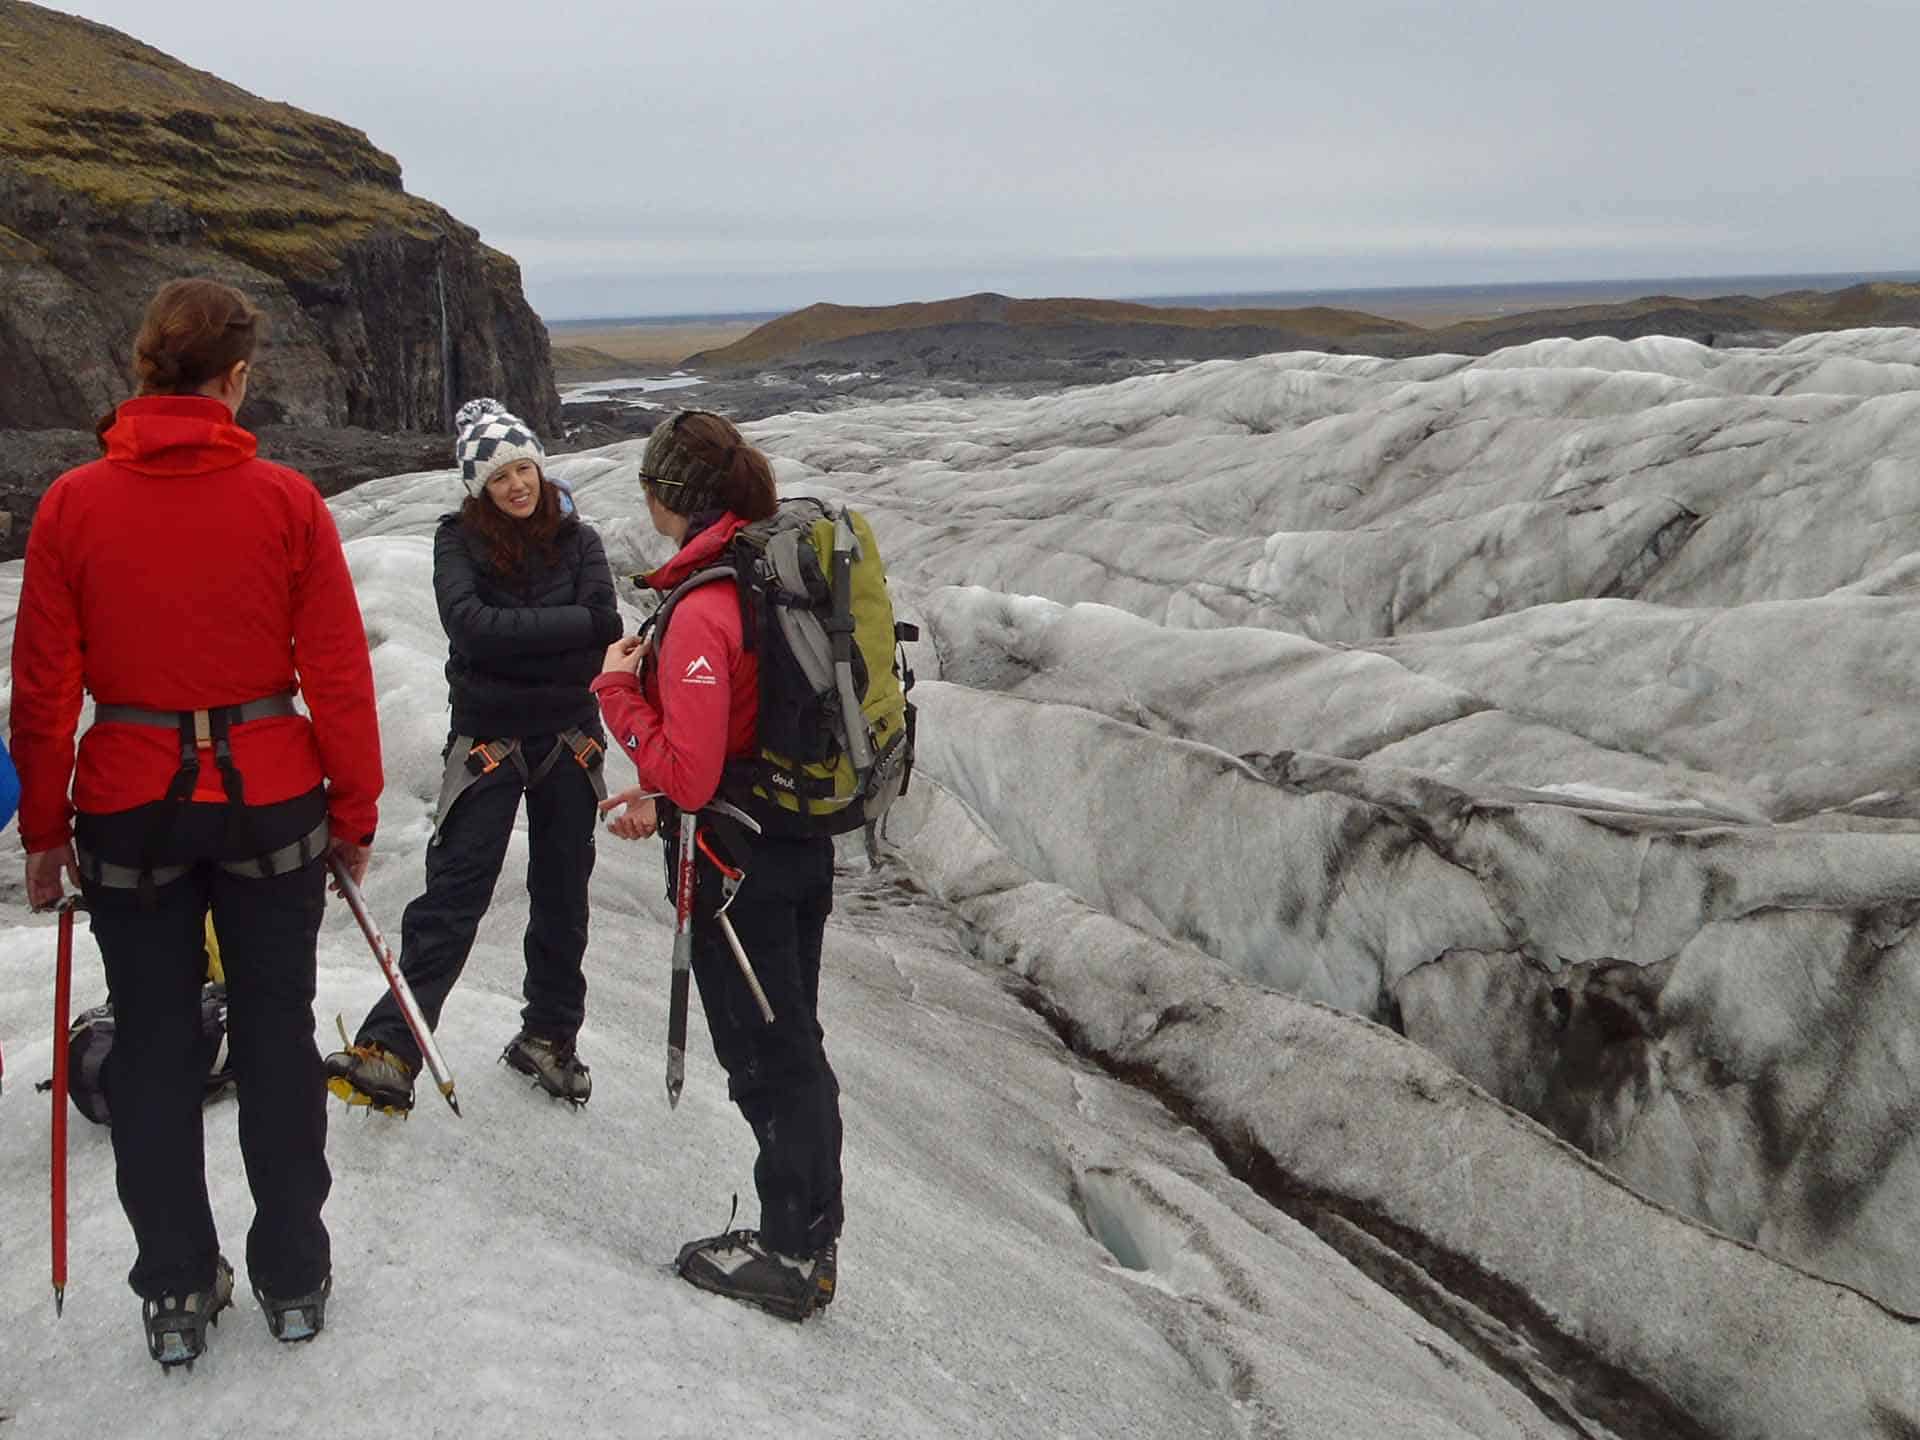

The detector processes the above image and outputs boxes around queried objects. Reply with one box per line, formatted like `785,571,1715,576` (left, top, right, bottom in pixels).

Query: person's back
15,400,379,844
10,278,381,1372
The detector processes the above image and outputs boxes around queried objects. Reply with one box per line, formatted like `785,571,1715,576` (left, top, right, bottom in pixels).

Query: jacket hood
645,511,750,590
102,396,257,477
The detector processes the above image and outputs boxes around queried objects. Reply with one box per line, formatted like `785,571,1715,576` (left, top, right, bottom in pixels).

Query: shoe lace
348,1042,405,1071
698,1198,808,1265
522,1034,588,1075
695,1229,760,1259
691,1195,748,1254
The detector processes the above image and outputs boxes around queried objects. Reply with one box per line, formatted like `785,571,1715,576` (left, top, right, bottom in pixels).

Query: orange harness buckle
469,740,514,775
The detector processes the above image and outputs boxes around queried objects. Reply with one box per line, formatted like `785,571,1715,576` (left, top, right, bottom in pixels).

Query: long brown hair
133,279,262,394
459,477,568,579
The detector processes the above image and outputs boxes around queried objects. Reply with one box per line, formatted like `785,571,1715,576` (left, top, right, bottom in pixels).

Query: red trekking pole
49,895,81,1317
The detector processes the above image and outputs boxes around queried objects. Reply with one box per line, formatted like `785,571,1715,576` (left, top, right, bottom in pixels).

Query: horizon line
539,264,1920,329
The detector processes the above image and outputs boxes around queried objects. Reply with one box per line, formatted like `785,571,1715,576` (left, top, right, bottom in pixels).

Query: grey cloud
56,0,1920,317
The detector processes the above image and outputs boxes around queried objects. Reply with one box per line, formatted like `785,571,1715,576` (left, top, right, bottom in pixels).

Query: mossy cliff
0,1,558,434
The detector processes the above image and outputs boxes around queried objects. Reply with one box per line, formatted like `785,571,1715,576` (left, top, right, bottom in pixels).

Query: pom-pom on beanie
454,397,546,496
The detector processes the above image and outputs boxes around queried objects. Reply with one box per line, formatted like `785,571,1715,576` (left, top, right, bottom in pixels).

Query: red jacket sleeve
291,492,383,842
592,592,737,812
10,481,85,851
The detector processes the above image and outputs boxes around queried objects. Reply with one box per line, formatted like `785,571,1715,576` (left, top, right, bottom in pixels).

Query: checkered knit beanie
454,397,546,496
640,411,731,516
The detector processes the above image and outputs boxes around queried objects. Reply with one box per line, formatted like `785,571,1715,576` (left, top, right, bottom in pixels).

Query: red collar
646,512,751,590
102,396,257,476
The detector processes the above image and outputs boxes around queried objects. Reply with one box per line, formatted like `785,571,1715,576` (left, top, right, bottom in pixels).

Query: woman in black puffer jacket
325,399,620,1111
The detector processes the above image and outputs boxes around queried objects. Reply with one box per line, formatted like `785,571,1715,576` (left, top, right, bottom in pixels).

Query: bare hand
26,844,79,910
327,839,372,896
599,786,659,840
601,633,650,677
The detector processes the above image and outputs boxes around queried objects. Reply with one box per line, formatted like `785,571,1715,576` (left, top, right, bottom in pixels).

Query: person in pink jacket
595,411,841,1323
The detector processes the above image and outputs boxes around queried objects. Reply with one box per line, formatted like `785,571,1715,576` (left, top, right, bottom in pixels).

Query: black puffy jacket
434,511,621,739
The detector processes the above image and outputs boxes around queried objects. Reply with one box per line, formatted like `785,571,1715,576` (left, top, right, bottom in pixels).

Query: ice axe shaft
715,911,775,1025
666,808,697,1108
50,896,79,1317
328,859,461,1117
695,829,775,1026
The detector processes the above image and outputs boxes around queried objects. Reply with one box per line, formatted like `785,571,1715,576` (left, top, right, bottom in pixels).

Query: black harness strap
215,819,330,881
524,728,609,796
136,711,210,905
94,693,297,906
80,819,330,889
525,739,569,790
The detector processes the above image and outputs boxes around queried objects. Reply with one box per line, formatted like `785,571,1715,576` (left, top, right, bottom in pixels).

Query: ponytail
639,410,776,521
711,434,777,521
132,278,262,395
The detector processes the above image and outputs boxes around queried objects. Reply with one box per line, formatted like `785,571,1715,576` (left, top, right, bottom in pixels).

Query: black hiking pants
76,788,332,1302
674,825,843,1259
360,733,599,1066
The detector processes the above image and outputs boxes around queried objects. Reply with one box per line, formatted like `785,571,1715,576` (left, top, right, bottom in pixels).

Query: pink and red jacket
591,512,759,811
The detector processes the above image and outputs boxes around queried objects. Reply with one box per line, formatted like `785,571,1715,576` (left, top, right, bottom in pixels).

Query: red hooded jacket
10,396,383,852
591,512,759,812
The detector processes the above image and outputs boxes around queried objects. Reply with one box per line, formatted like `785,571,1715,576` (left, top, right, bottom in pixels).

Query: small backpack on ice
654,496,917,835
64,984,234,1127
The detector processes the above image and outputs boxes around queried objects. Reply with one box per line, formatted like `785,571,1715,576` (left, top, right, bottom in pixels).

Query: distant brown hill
684,282,1920,373
689,292,1418,368
1421,282,1920,353
549,344,636,382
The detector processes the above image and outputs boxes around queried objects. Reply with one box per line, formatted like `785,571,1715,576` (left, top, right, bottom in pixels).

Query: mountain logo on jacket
681,655,718,686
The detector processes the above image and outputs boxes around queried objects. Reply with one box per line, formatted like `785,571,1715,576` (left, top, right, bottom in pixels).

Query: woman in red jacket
594,411,842,1322
11,278,383,1370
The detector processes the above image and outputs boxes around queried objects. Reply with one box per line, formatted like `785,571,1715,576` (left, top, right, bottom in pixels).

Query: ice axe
599,788,695,1107
44,894,84,1317
328,857,461,1117
665,799,773,1109
667,806,697,1108
696,802,774,1026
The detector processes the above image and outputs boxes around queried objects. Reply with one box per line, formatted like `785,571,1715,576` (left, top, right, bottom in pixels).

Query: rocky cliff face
0,1,557,549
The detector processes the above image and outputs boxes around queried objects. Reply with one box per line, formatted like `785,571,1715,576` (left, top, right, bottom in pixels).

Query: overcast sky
55,0,1920,319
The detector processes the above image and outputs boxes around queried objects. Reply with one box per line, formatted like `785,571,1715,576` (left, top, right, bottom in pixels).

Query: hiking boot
501,1031,591,1106
675,1229,818,1322
253,1274,330,1343
324,1042,417,1114
142,1255,234,1373
813,1238,837,1310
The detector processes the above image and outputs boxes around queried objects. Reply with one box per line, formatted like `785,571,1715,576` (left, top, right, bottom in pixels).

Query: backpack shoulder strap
647,564,738,664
